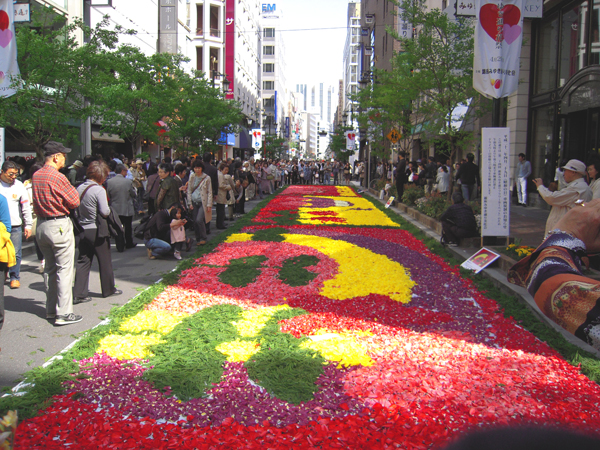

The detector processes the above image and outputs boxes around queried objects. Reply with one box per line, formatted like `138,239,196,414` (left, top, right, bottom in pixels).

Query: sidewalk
0,195,266,390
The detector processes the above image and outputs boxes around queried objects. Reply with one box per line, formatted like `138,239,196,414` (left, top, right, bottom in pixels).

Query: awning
239,127,251,149
92,131,125,143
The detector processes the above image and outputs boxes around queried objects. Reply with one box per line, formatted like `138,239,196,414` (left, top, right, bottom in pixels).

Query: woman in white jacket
436,165,450,195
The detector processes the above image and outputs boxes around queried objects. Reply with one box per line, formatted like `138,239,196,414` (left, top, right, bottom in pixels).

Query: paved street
0,198,263,390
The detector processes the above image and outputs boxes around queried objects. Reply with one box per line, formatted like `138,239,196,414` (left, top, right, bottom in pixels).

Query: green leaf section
278,256,320,287
218,256,267,288
143,304,318,403
251,227,287,242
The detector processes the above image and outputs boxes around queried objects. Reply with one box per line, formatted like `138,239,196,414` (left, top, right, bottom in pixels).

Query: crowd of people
0,146,370,333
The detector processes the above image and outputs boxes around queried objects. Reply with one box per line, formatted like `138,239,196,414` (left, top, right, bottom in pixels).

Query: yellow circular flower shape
282,234,414,303
298,196,399,227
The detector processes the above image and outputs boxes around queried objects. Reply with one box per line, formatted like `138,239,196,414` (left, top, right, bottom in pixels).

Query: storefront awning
92,131,125,143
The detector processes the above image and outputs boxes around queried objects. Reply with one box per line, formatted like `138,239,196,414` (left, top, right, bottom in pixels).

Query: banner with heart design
0,0,19,98
473,0,523,99
251,129,263,149
345,131,356,152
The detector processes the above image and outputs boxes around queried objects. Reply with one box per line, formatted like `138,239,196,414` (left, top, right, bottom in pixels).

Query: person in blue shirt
0,192,11,343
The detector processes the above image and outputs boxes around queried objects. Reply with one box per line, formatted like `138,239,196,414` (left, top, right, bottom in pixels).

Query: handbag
143,176,159,202
70,184,95,236
191,176,204,204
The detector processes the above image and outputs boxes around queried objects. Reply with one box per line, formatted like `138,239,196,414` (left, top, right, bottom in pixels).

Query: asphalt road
0,197,263,391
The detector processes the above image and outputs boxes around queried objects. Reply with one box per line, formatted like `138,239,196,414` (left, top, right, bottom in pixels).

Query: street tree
329,124,354,163
166,71,243,155
0,12,128,158
92,46,187,155
389,0,481,162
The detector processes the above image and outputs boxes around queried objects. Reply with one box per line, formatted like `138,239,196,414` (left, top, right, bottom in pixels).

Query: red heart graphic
348,133,356,140
480,4,520,41
0,11,9,32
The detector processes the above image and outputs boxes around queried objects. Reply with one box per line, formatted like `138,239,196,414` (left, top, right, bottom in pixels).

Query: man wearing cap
32,141,82,326
534,159,593,235
67,160,83,186
0,161,33,289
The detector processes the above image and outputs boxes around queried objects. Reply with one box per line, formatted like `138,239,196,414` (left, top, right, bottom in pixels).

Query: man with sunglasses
0,160,33,289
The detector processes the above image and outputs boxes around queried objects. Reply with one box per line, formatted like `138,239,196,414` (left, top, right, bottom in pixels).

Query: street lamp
211,70,230,94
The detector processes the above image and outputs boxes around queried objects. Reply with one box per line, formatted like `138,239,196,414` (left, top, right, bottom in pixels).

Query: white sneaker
174,250,182,260
38,259,45,274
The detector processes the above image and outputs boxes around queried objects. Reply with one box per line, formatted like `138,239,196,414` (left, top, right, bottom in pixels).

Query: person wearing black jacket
144,205,177,259
396,152,407,202
439,192,478,245
425,156,437,194
455,153,480,201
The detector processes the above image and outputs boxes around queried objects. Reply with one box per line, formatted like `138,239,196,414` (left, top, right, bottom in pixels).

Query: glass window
264,98,275,108
559,2,587,86
263,45,275,55
263,63,274,73
530,105,557,182
263,81,274,90
264,28,275,38
535,16,559,93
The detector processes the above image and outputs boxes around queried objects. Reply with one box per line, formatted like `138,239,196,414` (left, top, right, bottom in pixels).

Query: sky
278,0,350,96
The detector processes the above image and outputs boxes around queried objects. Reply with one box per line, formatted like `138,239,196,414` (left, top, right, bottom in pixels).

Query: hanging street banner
473,0,524,99
0,0,20,98
345,130,356,152
457,0,542,18
251,129,262,149
481,127,510,237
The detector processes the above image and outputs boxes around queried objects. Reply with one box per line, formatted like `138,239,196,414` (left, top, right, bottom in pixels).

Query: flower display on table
12,185,600,449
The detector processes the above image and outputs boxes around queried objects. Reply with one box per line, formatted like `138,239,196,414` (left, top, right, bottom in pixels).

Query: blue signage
285,117,290,138
219,132,236,146
262,4,276,13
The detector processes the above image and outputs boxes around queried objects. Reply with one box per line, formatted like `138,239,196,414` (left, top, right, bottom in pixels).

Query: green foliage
252,227,287,242
166,71,243,154
401,185,425,206
262,135,288,160
0,13,130,157
218,256,268,288
415,194,451,220
278,255,320,287
329,125,354,162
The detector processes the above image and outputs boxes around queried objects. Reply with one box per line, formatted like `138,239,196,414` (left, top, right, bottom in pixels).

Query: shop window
530,105,557,182
535,15,559,93
559,2,587,86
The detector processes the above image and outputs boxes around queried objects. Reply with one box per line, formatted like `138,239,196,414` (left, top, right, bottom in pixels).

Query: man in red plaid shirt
32,141,82,326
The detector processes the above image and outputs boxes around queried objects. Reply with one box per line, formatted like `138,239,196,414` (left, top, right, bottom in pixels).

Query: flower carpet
12,185,600,448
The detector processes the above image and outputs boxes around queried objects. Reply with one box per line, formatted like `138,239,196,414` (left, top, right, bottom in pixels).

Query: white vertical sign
473,0,524,99
251,129,262,149
0,0,19,98
481,127,510,236
345,130,356,151
397,7,413,39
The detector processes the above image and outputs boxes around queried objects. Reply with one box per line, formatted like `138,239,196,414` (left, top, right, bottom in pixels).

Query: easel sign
461,247,501,273
385,196,395,208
